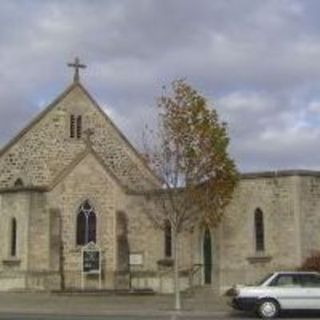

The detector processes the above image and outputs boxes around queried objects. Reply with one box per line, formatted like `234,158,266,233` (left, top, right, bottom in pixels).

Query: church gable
46,151,121,274
50,150,121,196
49,147,124,191
0,81,160,191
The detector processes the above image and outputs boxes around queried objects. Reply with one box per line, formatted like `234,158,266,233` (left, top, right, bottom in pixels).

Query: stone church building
0,61,320,293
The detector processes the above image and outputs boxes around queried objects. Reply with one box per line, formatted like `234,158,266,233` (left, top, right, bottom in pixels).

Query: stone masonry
0,77,320,293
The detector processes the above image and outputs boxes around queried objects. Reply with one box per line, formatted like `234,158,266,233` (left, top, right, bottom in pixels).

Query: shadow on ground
230,310,320,319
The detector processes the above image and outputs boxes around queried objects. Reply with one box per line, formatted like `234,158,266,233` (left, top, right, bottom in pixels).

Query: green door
203,228,212,284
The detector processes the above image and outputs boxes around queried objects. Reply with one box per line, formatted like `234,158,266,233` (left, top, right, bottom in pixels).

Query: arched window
76,200,96,245
88,211,96,243
14,178,24,187
76,115,82,139
11,218,17,257
254,208,265,252
116,211,129,272
70,114,82,139
70,114,75,138
203,227,212,284
164,220,172,258
76,211,86,245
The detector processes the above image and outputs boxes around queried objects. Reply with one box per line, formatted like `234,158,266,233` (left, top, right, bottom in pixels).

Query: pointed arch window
76,115,82,138
76,200,96,245
10,218,17,257
70,114,75,138
254,208,265,252
70,114,82,139
14,178,24,187
164,220,172,258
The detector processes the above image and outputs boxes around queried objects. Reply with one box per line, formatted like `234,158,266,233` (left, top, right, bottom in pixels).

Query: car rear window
299,274,320,287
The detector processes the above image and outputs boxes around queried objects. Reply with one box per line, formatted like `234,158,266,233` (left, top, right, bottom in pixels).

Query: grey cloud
0,0,320,172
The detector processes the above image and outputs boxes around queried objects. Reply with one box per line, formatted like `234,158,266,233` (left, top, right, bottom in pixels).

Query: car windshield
256,273,274,286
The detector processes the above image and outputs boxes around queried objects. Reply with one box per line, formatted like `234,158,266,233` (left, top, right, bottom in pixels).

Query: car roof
275,271,320,275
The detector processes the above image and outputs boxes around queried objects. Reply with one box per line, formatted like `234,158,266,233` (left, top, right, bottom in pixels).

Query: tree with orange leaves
145,79,238,310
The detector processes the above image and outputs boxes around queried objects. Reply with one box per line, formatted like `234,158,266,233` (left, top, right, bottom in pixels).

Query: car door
297,273,320,309
267,273,303,309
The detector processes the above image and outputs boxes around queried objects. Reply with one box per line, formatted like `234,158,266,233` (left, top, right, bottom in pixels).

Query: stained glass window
11,218,17,257
76,200,96,245
70,114,75,138
164,220,172,258
255,208,265,252
76,115,82,139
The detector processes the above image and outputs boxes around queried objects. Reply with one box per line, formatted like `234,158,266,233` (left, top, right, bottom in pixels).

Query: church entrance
203,228,212,284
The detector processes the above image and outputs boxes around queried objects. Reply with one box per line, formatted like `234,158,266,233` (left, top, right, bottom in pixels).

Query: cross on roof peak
67,57,86,83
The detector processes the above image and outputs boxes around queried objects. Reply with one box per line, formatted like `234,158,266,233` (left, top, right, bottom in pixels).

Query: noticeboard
83,250,100,273
81,242,101,274
81,242,102,289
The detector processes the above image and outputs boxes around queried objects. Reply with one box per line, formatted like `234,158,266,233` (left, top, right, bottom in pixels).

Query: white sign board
81,242,102,289
129,253,143,265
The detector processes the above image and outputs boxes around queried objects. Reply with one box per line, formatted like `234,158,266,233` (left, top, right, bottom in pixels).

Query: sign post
81,242,102,290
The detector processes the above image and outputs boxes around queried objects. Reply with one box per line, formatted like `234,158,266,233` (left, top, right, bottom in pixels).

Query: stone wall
1,167,320,293
0,84,160,191
46,150,194,292
219,173,302,290
0,192,29,271
298,175,320,261
1,81,320,294
0,190,59,290
48,152,123,289
122,193,194,292
0,82,164,291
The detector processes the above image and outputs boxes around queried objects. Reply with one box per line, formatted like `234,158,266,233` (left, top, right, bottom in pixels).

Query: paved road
0,314,225,320
0,313,232,320
0,293,319,319
0,312,319,320
0,292,228,314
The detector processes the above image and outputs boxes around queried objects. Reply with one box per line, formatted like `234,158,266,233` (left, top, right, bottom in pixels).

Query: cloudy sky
1,0,320,172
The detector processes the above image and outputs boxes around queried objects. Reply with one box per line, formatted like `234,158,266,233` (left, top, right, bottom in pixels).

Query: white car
227,271,320,318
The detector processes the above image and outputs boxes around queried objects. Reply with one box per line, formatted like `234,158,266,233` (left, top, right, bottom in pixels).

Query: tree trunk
173,229,181,310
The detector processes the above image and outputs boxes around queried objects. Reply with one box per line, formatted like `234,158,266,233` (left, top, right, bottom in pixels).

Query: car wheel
257,299,280,319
